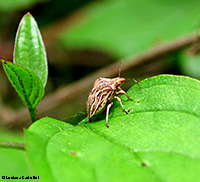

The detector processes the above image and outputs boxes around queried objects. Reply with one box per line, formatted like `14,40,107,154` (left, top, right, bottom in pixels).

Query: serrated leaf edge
1,60,44,108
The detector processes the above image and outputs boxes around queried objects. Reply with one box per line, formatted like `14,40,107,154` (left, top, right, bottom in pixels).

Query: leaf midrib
84,123,200,161
44,127,73,182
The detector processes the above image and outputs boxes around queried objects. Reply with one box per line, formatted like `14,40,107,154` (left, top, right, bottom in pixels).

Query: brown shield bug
86,62,141,128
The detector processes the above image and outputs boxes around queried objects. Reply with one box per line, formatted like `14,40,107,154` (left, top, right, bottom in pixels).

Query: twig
2,30,200,129
0,141,25,150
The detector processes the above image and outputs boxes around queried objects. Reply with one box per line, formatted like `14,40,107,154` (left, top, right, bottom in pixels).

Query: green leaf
179,52,200,79
25,75,200,181
1,60,44,110
0,0,47,12
25,118,74,182
14,12,48,87
59,0,200,58
26,118,156,181
0,129,31,182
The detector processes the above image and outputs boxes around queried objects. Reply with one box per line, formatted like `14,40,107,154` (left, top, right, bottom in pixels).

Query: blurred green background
1,0,200,128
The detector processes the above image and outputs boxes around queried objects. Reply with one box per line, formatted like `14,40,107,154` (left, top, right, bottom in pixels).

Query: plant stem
0,141,25,150
28,107,38,122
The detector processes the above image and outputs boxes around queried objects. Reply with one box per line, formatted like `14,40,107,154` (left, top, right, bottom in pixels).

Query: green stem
28,107,38,123
0,141,25,150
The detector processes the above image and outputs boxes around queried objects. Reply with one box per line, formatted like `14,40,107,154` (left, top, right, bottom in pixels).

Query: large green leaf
1,60,44,109
14,13,48,87
25,75,200,181
59,0,200,58
26,118,156,182
25,118,74,182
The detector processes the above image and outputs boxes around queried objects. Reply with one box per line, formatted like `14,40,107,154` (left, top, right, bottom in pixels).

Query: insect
86,62,141,128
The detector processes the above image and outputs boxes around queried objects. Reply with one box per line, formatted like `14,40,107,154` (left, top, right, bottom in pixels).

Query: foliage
0,130,31,181
14,13,48,88
1,60,44,121
25,75,200,181
58,0,200,58
179,51,200,79
1,1,200,181
0,0,47,12
1,13,47,122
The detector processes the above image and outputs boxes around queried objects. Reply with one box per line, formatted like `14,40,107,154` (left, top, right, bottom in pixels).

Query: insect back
86,63,141,128
87,77,116,118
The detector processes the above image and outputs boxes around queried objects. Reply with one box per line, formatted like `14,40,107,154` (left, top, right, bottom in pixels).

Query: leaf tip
25,12,32,17
20,12,33,22
0,59,5,63
1,59,8,65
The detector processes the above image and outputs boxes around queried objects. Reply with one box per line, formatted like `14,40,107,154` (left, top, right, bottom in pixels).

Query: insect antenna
118,60,123,77
127,77,141,88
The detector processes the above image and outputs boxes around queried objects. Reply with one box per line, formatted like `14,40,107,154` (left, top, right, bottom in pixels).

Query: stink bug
86,62,141,128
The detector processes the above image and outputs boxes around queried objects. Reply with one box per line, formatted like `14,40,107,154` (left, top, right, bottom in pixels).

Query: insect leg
114,96,131,114
106,102,113,128
130,78,141,88
116,88,133,101
85,118,91,124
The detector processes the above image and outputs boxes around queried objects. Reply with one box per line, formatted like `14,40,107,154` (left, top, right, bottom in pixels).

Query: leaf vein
5,63,31,107
84,126,165,182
